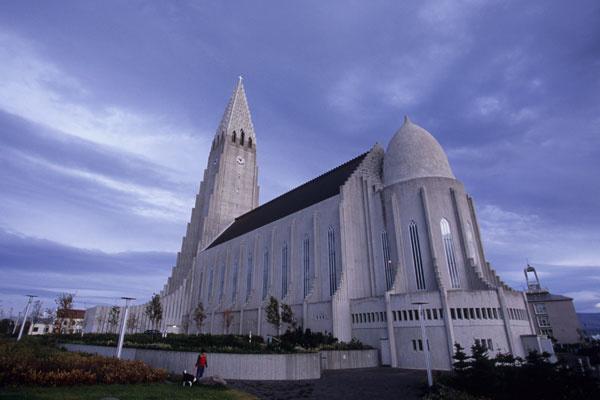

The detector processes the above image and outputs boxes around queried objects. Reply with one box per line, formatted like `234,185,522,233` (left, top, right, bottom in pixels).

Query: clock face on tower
236,156,245,165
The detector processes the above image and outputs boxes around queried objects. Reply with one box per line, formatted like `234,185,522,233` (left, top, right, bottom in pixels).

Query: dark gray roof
526,292,573,302
207,151,369,249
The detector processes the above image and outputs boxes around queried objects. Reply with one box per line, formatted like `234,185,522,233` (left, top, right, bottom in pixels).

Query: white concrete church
87,79,547,370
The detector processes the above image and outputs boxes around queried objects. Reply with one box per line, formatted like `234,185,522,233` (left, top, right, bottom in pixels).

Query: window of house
492,308,498,319
463,308,469,319
426,309,432,320
469,308,475,319
232,131,237,142
231,260,239,303
451,308,456,320
208,268,214,300
487,339,493,350
328,226,338,296
408,310,414,321
412,339,417,351
482,308,488,319
441,218,461,288
248,137,253,148
218,264,225,302
281,242,289,297
457,308,463,319
403,310,408,320
433,309,438,319
240,130,245,145
537,315,550,327
418,339,423,351
487,308,493,319
246,249,253,301
303,235,310,298
414,309,420,320
476,308,481,319
382,231,394,290
262,247,269,300
409,221,426,290
393,311,398,321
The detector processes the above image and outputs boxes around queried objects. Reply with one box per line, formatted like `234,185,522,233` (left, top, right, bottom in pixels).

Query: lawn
0,383,256,400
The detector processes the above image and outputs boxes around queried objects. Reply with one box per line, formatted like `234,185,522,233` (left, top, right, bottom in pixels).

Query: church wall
190,194,342,336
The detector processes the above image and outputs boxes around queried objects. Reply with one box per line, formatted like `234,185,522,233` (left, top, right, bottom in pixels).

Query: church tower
167,78,259,293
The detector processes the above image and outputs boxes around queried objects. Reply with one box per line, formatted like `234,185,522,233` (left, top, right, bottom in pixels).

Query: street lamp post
413,301,433,387
116,297,135,359
17,295,38,341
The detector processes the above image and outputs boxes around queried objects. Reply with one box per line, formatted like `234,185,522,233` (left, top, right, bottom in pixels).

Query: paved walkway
231,368,425,400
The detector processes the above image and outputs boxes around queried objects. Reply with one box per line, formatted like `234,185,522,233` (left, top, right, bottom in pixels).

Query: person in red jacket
195,349,208,379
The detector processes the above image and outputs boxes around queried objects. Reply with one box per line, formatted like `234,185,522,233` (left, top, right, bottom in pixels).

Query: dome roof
383,116,455,185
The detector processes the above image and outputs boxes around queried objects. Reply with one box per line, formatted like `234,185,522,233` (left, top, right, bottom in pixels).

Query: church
86,78,545,370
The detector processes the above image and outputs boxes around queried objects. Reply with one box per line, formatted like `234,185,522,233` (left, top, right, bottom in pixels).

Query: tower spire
217,77,255,143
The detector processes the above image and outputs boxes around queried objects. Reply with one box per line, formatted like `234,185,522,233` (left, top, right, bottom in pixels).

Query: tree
452,342,469,373
54,293,74,335
55,293,74,310
126,313,139,333
265,296,280,334
223,309,234,334
193,302,206,333
30,300,43,325
145,293,163,331
281,303,296,329
108,306,120,333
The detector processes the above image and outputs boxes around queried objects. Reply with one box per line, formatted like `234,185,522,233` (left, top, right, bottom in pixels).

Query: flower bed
0,339,167,386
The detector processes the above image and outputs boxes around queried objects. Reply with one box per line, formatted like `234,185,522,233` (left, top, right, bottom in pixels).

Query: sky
1,0,599,316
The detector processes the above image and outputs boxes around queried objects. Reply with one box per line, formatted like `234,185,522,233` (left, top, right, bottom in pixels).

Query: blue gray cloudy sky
1,1,599,315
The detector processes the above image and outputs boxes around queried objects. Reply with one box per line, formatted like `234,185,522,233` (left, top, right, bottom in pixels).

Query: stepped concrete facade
86,79,549,370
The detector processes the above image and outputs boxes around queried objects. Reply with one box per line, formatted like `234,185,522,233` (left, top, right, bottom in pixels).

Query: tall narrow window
281,242,288,297
441,218,460,288
466,221,477,261
246,249,253,301
409,221,426,290
328,226,337,296
231,260,239,303
303,235,310,298
207,269,214,300
382,231,394,290
232,130,237,143
240,130,245,145
262,247,269,300
218,264,225,301
248,137,253,148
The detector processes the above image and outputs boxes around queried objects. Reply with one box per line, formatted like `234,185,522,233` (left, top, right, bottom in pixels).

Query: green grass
0,382,256,400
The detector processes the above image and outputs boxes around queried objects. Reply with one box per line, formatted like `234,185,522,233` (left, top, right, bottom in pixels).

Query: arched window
328,226,337,296
303,235,310,298
246,248,253,301
231,260,239,303
262,247,269,300
281,242,288,297
207,268,214,300
232,130,237,143
409,221,426,290
441,218,460,288
382,231,394,290
218,264,226,301
240,129,245,145
248,137,253,148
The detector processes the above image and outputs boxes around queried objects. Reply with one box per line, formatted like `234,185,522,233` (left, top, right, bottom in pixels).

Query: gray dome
383,116,455,185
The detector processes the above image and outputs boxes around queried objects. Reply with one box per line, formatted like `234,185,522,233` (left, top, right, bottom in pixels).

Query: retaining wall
62,344,378,381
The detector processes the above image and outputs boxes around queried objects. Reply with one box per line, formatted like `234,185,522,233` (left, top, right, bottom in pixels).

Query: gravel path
230,368,425,400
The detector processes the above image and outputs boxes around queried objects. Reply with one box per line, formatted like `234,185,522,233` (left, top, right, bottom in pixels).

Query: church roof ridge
206,149,371,249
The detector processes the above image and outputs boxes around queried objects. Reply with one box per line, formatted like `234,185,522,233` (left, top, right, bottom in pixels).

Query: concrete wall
320,349,379,370
62,344,378,381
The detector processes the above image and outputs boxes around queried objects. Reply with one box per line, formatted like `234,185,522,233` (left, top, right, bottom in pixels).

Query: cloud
0,29,208,180
0,228,174,312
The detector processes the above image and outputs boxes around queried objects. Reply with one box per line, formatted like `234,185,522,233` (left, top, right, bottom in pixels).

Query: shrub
0,338,167,387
